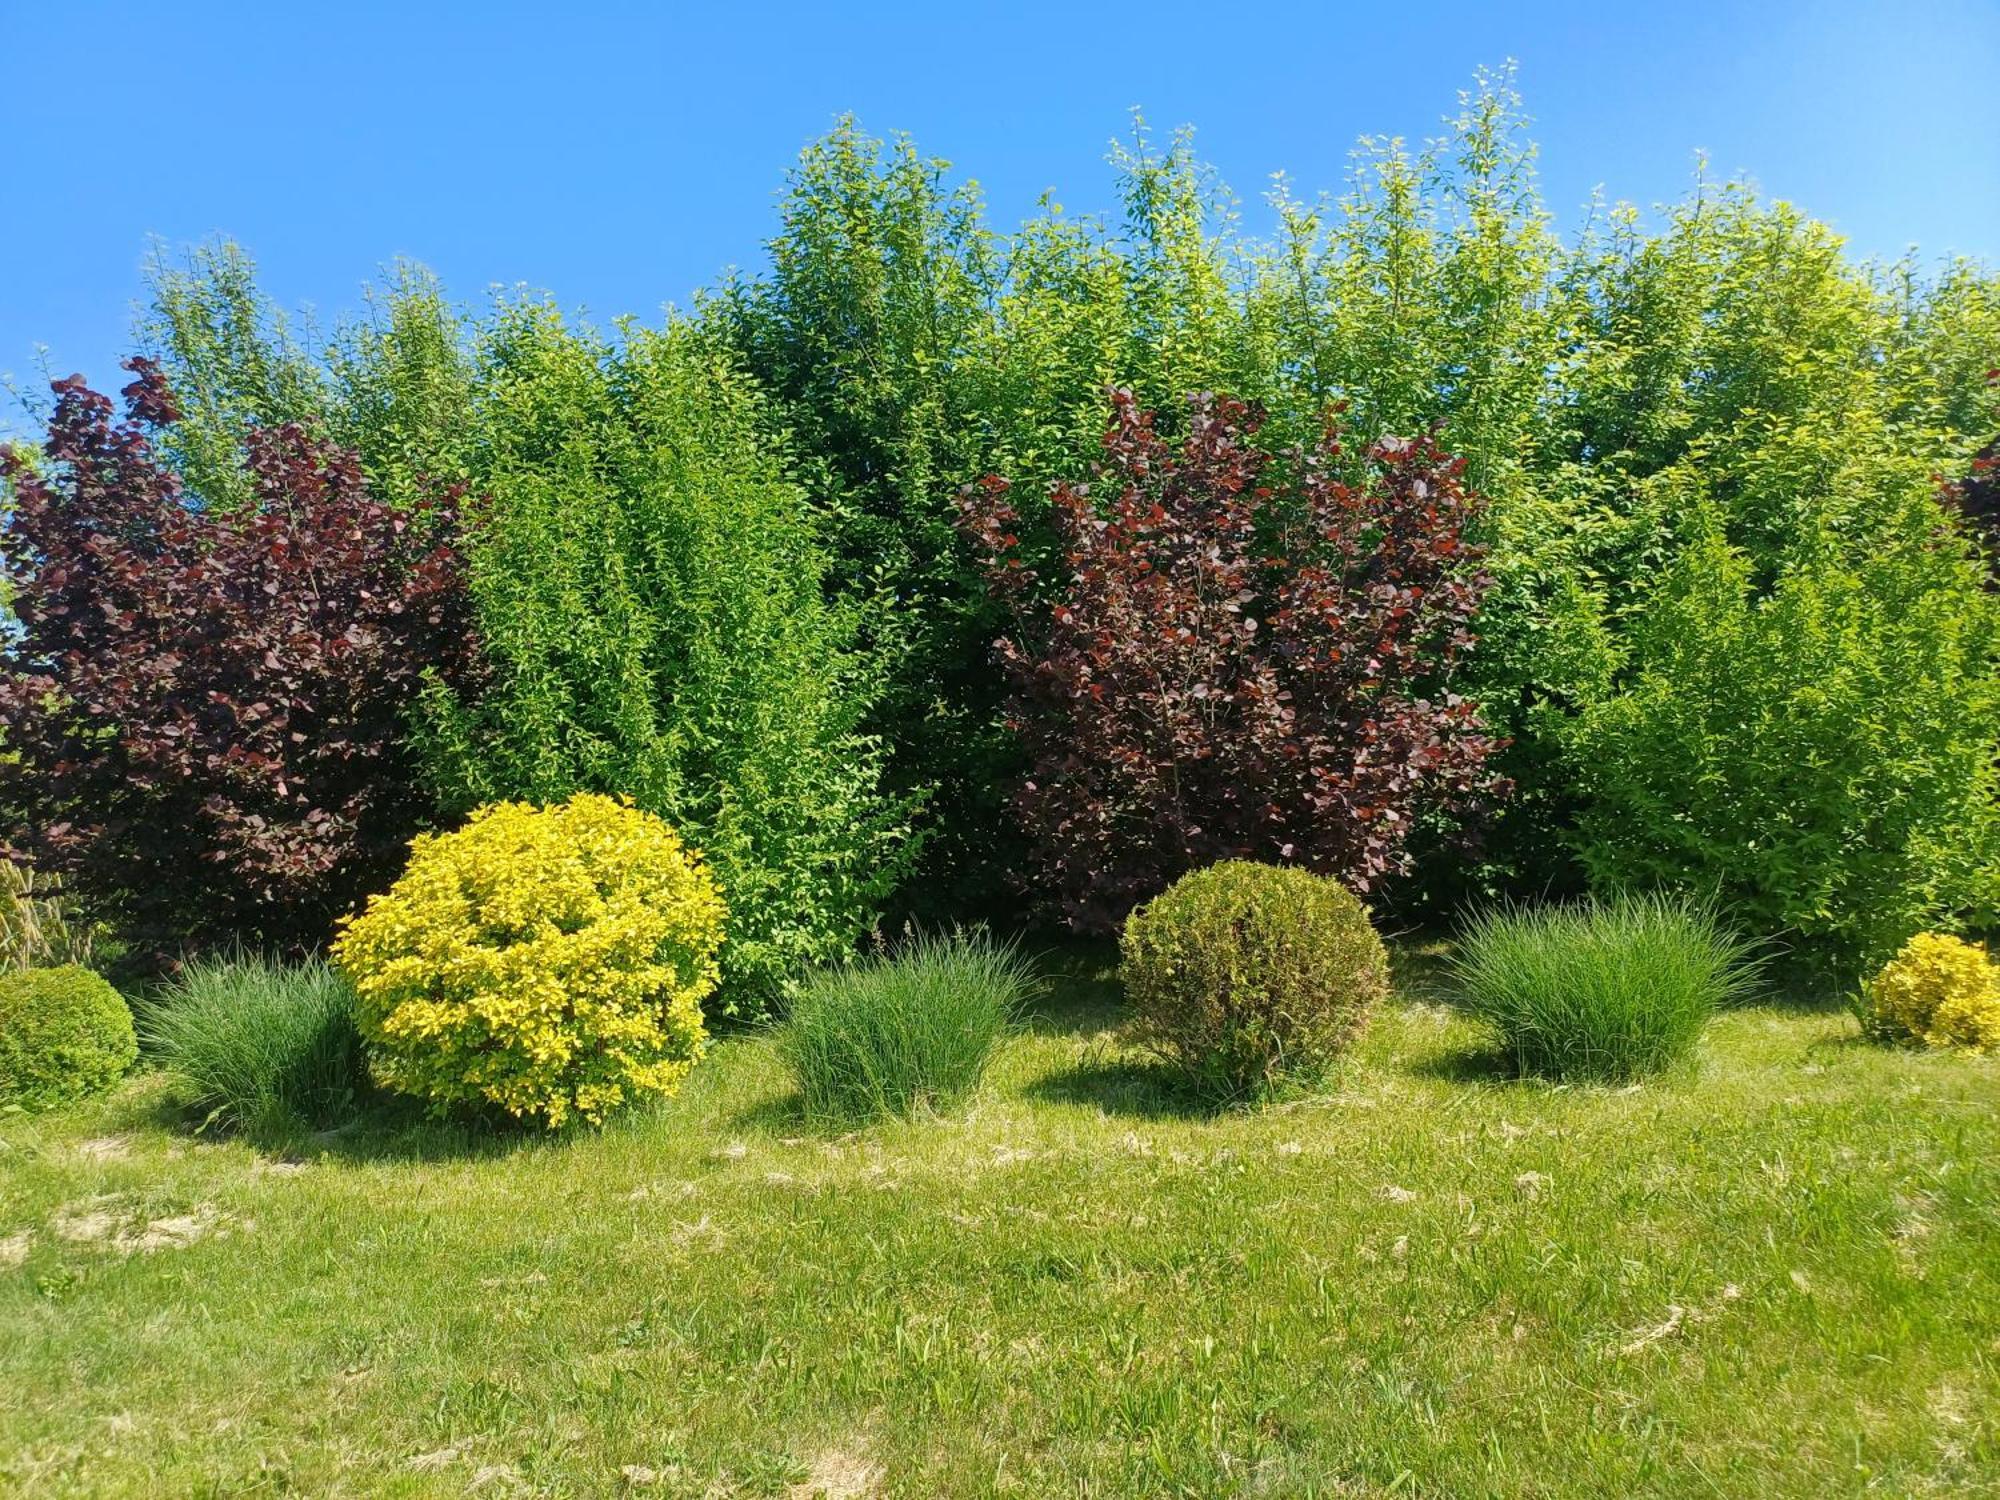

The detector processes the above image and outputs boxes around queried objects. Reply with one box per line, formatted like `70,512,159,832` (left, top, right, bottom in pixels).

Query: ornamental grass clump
1860,933,2000,1052
144,953,367,1136
1120,862,1388,1103
1447,894,1762,1082
0,862,95,972
0,965,136,1111
780,930,1033,1125
332,793,725,1128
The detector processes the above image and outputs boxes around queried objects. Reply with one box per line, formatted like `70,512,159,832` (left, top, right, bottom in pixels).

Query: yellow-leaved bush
332,793,726,1126
1860,933,2000,1053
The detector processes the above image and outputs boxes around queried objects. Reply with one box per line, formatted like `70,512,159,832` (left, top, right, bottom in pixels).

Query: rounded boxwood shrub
331,793,726,1127
1119,861,1387,1101
1861,933,2000,1052
0,964,137,1110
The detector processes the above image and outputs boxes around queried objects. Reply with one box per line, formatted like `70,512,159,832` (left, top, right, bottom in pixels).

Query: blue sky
3,0,1997,422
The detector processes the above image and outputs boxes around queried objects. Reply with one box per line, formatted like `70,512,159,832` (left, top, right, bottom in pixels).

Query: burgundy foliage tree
959,389,1506,932
0,359,474,957
1943,369,2000,579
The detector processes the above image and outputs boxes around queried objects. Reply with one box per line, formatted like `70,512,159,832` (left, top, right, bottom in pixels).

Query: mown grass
1,944,1995,1497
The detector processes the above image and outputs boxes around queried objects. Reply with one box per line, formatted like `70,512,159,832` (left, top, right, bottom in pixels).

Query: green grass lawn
2,947,1996,1498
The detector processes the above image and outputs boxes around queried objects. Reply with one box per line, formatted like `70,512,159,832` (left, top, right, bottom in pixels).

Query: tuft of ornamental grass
143,952,369,1137
779,930,1036,1124
1446,893,1763,1082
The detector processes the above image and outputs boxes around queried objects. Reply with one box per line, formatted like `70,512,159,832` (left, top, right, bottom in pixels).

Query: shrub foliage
1566,511,2000,974
137,272,910,1006
0,965,136,1111
963,392,1502,931
716,85,2000,949
0,361,471,957
116,76,2000,960
1120,861,1388,1101
331,794,725,1128
410,308,912,1015
1861,933,2000,1052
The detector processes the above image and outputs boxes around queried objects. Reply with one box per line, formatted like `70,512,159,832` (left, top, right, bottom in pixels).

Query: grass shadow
1745,965,1856,1015
1401,1037,1712,1092
1799,1025,1895,1062
1386,934,1457,1005
124,1071,549,1165
1015,938,1125,1037
291,1098,563,1165
723,1089,813,1136
722,1088,1005,1139
1401,1042,1519,1085
124,1080,322,1158
1022,1050,1224,1121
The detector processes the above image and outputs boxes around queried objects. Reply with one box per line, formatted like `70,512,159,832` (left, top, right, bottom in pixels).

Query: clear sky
3,0,1997,419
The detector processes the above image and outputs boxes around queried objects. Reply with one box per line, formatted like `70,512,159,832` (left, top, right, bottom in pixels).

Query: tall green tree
714,120,1006,915
140,240,329,507
416,303,913,1013
144,242,473,511
122,74,2000,965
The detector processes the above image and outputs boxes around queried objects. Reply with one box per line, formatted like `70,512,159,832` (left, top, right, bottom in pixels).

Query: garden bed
2,948,1994,1497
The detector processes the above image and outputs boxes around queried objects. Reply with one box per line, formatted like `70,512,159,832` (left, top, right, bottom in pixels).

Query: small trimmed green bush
780,931,1033,1124
1447,894,1762,1081
0,964,136,1110
1120,862,1388,1102
144,954,367,1135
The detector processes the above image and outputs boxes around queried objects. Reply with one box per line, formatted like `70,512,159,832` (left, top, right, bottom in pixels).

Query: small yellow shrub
1861,933,2000,1053
332,794,726,1126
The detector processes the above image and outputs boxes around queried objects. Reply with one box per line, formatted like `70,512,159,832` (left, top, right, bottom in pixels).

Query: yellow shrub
332,794,726,1126
1861,933,2000,1053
